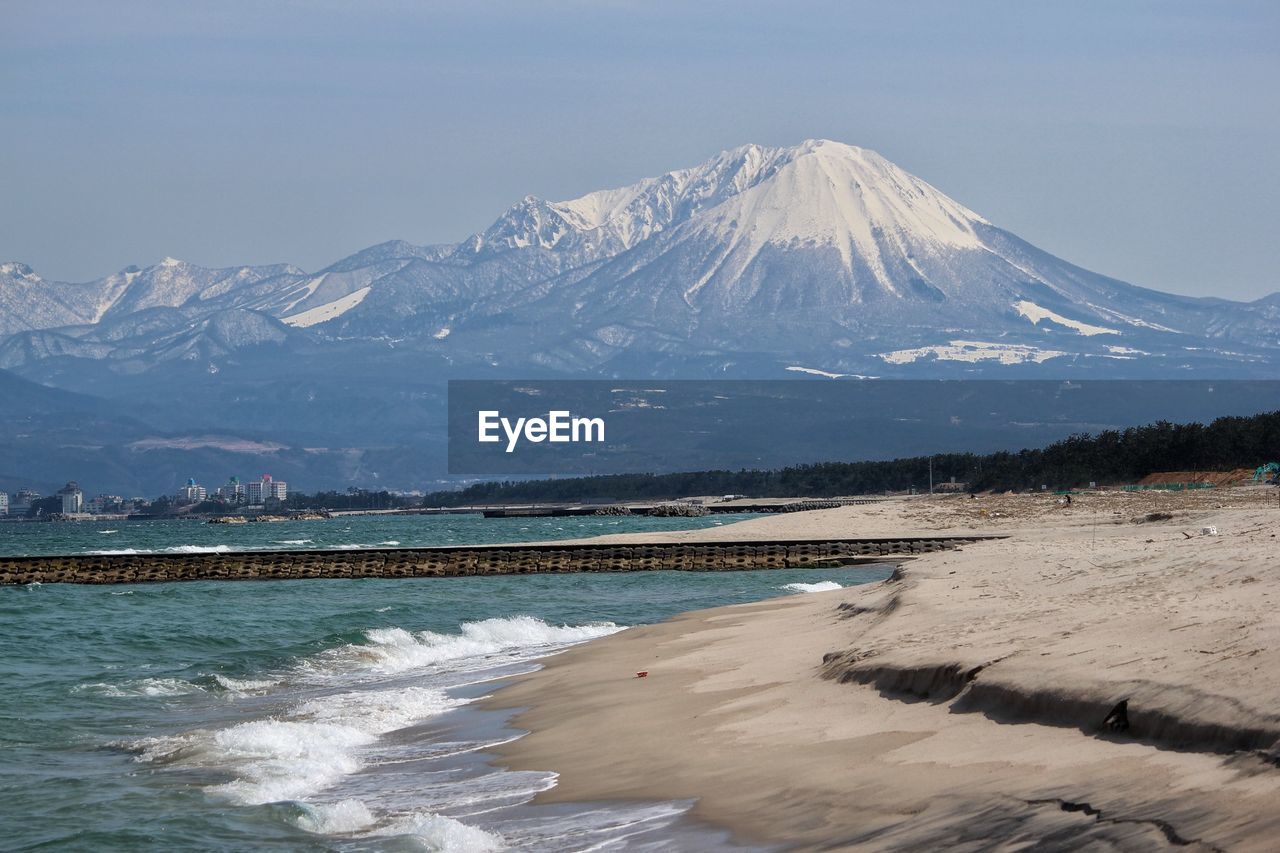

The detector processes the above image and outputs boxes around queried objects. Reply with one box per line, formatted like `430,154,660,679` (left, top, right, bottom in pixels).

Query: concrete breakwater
0,536,998,585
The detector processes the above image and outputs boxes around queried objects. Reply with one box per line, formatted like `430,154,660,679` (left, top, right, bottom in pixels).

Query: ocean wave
781,581,843,593
211,674,278,694
317,616,622,677
293,799,376,834
98,529,119,534
379,811,504,851
273,539,312,545
135,685,461,805
85,545,235,555
75,677,204,698
328,540,401,548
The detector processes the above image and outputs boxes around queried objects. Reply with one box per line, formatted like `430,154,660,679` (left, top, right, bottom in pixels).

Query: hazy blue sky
3,1,1277,300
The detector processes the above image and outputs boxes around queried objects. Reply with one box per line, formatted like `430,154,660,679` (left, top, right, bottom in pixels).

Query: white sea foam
781,581,843,593
124,617,625,843
273,539,312,545
137,685,461,805
505,800,694,848
378,540,401,546
89,545,235,555
212,674,278,694
293,798,376,834
317,616,622,677
98,529,119,534
379,811,505,851
204,719,372,803
77,677,204,698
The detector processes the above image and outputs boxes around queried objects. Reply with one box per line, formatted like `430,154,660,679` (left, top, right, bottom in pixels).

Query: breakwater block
0,536,1003,585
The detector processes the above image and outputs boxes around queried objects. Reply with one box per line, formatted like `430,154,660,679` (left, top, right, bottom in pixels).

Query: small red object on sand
636,671,649,678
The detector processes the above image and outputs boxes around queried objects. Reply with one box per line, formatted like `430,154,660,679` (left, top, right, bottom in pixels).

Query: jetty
0,534,999,585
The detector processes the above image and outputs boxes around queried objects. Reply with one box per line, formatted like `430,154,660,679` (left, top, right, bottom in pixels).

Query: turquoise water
1,516,889,851
0,512,757,557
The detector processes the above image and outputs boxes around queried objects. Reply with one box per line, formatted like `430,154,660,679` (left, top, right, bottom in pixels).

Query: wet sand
484,489,1280,850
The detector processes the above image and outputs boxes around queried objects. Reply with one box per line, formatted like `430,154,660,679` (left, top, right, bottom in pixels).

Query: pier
0,535,999,585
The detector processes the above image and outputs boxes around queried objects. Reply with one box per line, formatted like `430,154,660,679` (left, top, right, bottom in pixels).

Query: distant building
88,494,125,514
12,489,39,513
268,478,287,501
217,475,245,503
57,482,84,515
245,474,287,504
177,478,207,505
934,477,969,493
0,492,8,516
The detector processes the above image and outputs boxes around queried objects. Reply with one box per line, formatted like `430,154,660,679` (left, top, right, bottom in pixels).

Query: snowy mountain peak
471,196,577,253
0,262,38,279
465,139,988,277
695,139,983,239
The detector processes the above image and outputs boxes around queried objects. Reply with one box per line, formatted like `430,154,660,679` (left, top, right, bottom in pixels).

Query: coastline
483,490,1280,849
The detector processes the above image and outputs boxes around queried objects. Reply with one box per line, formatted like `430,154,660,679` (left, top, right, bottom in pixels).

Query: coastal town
0,474,290,521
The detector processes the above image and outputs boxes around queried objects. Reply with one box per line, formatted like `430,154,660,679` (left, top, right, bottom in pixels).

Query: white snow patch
785,366,877,379
1084,303,1182,334
879,340,1069,365
281,275,328,313
282,287,372,328
1104,345,1149,357
1014,301,1118,336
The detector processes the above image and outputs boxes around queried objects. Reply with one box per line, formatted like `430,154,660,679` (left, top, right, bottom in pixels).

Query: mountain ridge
2,139,1277,378
4,139,1279,492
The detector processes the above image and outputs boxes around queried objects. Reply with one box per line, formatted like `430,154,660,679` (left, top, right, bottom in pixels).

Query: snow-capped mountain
4,139,1279,492
4,139,1274,380
428,139,1274,374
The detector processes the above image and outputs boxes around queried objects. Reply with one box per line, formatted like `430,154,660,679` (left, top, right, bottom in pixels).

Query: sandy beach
486,489,1280,850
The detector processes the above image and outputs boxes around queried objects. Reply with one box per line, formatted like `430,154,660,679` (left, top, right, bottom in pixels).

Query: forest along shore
485,488,1280,850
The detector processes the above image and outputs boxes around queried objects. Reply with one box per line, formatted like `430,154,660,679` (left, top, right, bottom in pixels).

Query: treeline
285,489,418,510
421,411,1280,505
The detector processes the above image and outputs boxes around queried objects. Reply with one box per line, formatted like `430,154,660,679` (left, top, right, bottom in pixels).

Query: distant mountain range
3,140,1277,493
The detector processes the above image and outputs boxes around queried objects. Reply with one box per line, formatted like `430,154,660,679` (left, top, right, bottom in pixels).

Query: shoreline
482,489,1280,850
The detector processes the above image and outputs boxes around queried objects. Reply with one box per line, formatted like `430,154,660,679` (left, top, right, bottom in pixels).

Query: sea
0,514,889,851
